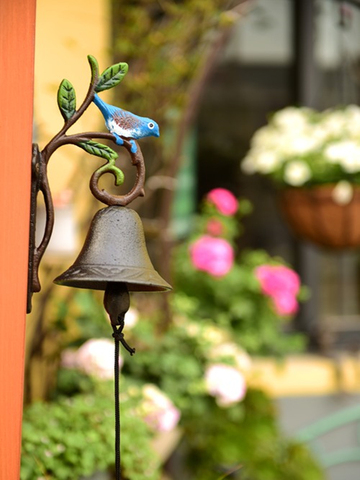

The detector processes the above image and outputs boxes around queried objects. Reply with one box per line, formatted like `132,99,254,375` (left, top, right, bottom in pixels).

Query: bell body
54,206,171,292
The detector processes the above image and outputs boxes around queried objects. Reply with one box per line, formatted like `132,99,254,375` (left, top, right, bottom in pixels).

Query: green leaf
100,163,125,186
57,79,76,121
95,62,128,92
87,54,99,83
77,140,118,161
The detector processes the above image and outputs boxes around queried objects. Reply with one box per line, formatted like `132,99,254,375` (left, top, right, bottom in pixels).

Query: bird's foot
130,140,137,154
113,133,124,146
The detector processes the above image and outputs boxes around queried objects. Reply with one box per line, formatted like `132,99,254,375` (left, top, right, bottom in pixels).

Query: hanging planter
241,105,360,249
279,184,360,249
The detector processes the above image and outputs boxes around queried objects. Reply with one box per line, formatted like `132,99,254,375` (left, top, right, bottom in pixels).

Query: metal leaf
99,163,125,186
57,79,76,121
77,140,118,161
87,55,99,83
95,63,129,92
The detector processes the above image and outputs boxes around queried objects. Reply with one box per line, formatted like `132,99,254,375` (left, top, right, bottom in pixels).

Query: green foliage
57,79,76,120
183,388,324,480
50,290,111,351
96,63,129,93
71,290,112,342
123,314,213,415
21,381,161,480
174,253,305,356
112,0,232,128
121,315,322,480
172,200,307,356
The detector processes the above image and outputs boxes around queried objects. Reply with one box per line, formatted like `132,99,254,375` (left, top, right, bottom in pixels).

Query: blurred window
197,0,360,350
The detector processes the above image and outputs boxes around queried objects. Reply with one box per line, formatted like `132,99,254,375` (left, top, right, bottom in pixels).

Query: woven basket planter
279,185,360,249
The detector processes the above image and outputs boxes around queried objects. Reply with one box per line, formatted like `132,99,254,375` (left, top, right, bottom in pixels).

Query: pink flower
207,188,238,216
190,235,234,277
62,339,123,380
141,385,181,432
205,364,247,407
206,218,224,236
273,293,299,316
255,265,301,316
255,265,300,296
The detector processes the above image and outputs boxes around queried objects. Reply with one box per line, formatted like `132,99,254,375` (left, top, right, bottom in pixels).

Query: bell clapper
104,282,136,356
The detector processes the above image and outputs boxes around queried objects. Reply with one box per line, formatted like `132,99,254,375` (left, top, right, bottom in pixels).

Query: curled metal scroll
89,139,145,206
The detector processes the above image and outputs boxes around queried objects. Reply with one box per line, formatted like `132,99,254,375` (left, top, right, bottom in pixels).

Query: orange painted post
0,1,36,479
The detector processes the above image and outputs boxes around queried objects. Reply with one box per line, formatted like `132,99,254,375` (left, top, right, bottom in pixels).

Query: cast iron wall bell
28,55,171,479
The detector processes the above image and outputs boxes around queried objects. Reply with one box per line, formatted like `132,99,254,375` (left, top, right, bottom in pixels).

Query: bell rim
54,264,172,292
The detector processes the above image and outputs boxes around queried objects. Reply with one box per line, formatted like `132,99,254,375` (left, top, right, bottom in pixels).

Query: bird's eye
148,122,155,129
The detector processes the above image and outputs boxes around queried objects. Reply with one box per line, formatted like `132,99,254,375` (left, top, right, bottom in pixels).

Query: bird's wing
113,111,141,131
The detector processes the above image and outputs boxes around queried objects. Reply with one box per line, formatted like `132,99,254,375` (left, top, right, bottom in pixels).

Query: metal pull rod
104,282,135,479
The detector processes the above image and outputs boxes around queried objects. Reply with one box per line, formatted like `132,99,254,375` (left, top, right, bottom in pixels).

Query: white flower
141,384,180,432
241,154,257,174
62,338,123,380
272,107,309,132
205,363,246,407
322,110,348,135
331,181,354,205
325,140,357,161
251,126,279,150
345,105,360,137
281,135,319,156
283,161,312,186
325,141,360,173
242,105,360,185
125,307,139,328
341,157,360,174
312,124,333,143
253,151,282,174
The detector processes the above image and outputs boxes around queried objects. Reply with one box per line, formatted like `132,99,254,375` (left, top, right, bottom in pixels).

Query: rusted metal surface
54,206,171,292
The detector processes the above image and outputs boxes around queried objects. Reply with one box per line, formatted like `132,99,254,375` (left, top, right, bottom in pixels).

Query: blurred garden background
23,0,360,479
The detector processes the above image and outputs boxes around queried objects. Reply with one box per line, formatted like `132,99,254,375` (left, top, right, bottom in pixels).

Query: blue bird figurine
93,93,160,153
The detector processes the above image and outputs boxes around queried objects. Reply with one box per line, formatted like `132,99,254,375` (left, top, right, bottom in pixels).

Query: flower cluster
189,188,238,277
242,105,360,187
139,384,181,432
255,264,301,316
169,315,250,408
61,342,181,433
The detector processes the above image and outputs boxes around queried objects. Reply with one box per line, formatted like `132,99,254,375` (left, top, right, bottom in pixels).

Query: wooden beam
0,0,36,478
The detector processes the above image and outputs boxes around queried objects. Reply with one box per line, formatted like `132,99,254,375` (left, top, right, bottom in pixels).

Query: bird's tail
93,93,116,117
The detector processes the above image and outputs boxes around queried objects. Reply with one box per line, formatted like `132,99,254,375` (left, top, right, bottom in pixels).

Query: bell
54,206,171,292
